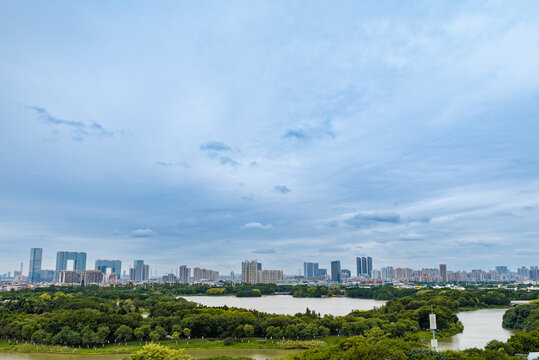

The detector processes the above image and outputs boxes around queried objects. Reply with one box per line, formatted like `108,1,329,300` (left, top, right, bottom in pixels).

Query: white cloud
242,222,273,230
131,229,154,237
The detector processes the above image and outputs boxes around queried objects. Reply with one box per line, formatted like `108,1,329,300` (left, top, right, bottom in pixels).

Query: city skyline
2,246,539,278
2,2,539,271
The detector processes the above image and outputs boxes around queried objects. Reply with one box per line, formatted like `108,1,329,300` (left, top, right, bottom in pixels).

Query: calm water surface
438,308,518,350
180,295,386,316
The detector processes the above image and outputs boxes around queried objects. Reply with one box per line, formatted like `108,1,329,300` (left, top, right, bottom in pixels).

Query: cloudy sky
1,1,539,275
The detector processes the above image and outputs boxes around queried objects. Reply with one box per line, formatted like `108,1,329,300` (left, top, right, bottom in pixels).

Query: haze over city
2,1,539,274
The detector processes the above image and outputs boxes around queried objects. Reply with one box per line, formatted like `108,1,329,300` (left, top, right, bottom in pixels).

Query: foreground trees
128,343,190,360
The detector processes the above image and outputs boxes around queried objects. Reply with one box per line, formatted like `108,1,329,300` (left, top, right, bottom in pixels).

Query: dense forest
0,284,538,359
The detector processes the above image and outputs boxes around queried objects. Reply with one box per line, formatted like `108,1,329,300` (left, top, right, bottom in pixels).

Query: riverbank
0,338,338,356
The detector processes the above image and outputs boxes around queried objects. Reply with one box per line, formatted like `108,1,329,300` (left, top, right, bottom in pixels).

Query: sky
1,1,539,276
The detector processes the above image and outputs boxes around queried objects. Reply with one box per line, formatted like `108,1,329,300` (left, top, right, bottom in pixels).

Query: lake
180,295,387,316
437,308,518,350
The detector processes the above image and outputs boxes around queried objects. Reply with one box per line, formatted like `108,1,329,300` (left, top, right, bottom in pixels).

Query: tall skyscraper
242,260,260,284
357,256,373,277
28,248,43,283
439,264,447,282
356,257,363,276
331,260,341,282
129,260,149,282
496,266,509,275
95,260,121,277
179,265,191,283
55,251,87,281
303,262,319,278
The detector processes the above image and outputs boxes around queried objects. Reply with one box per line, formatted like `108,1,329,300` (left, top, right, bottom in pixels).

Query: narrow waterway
437,308,518,350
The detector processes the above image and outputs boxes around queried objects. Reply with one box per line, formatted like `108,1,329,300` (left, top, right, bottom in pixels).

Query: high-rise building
193,267,219,282
439,264,447,282
530,266,539,281
59,270,80,284
40,269,55,282
303,262,319,278
95,260,122,277
341,269,351,281
81,270,104,284
28,248,43,283
242,260,260,284
179,265,191,283
129,260,149,282
257,270,283,283
331,260,341,282
356,256,373,277
381,266,395,279
55,251,87,281
318,268,327,277
395,267,412,281
496,266,509,275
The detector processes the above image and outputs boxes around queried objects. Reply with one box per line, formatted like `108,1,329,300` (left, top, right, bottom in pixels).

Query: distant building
59,270,80,284
318,268,327,277
28,248,43,283
356,256,373,277
162,273,177,282
439,264,447,282
105,273,118,283
179,265,191,283
531,266,539,281
303,262,319,278
341,269,351,281
129,260,149,282
257,270,283,283
396,267,412,281
496,266,509,275
95,260,122,277
193,267,219,282
331,261,341,282
55,251,87,281
81,270,104,284
40,270,55,282
242,260,260,284
381,266,394,279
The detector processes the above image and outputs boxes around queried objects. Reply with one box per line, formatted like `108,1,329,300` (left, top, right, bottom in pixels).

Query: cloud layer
1,1,539,274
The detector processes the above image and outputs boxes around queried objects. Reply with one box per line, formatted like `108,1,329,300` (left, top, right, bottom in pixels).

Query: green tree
31,330,52,344
129,343,191,360
115,325,134,342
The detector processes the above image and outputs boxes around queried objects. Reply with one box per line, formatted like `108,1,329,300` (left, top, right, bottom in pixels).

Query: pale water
437,308,518,350
180,295,386,316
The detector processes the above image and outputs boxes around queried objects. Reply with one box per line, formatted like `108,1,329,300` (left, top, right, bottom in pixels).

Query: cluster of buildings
5,248,223,286
241,260,284,284
2,248,539,289
301,258,539,284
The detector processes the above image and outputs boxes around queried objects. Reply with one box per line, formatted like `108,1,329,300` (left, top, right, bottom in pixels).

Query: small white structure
528,352,539,360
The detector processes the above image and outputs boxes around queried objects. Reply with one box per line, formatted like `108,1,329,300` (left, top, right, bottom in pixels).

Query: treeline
287,294,539,360
503,299,539,331
282,332,539,360
0,285,466,347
